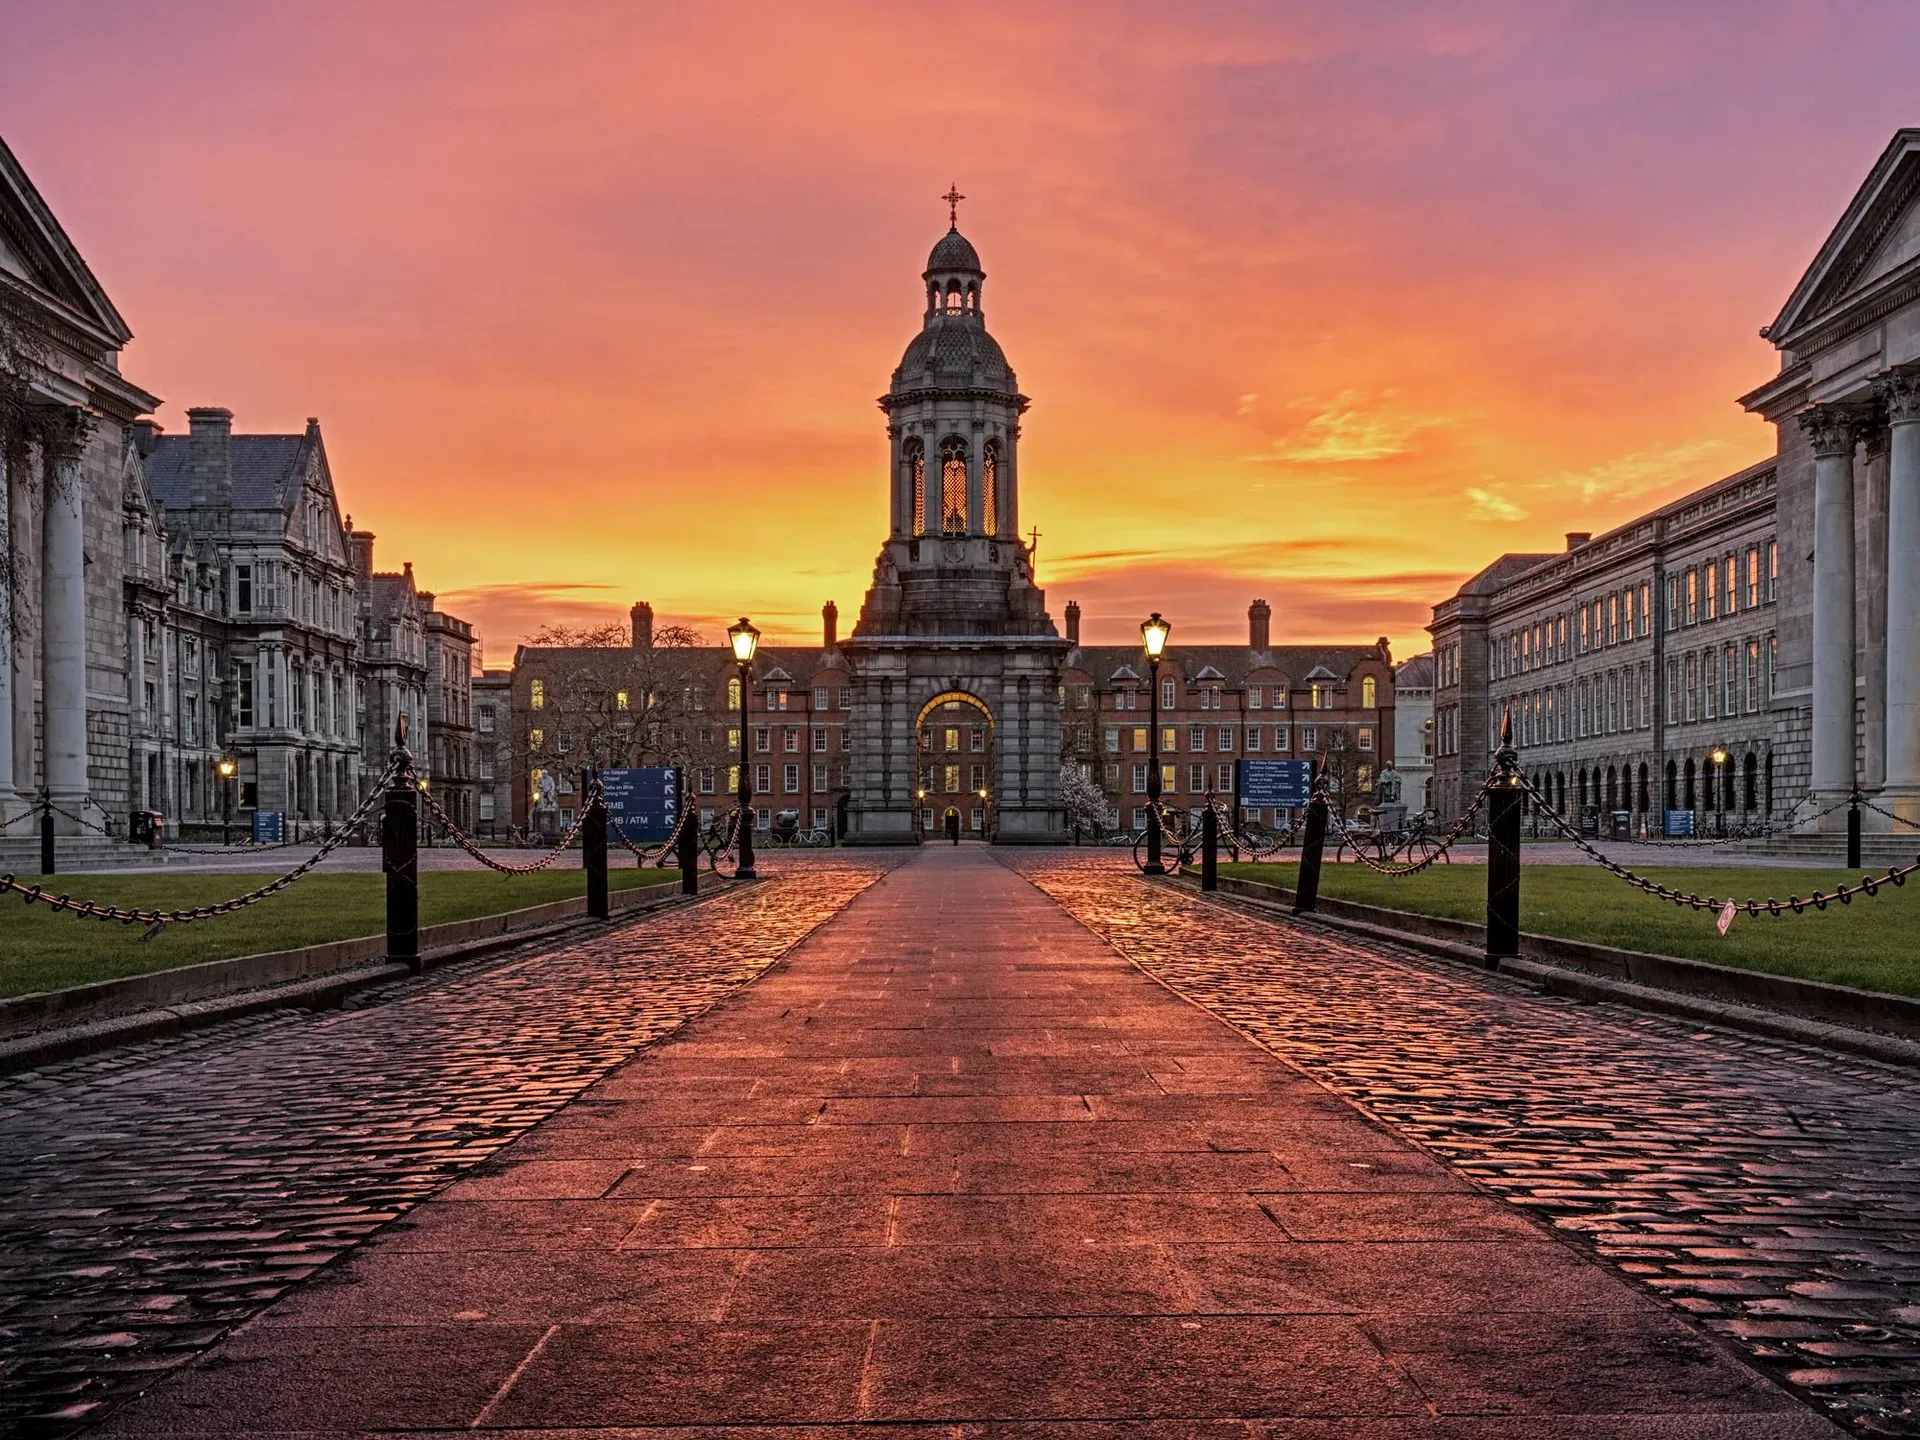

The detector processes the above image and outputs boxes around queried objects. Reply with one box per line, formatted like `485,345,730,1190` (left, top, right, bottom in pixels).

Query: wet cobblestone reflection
1004,851,1920,1438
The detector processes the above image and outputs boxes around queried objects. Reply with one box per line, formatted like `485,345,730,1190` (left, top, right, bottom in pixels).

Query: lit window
727,677,741,709
530,678,544,710
1361,676,1377,707
616,689,629,711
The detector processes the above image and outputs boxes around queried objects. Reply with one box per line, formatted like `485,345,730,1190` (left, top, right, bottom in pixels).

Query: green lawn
1216,861,1920,998
0,868,679,1000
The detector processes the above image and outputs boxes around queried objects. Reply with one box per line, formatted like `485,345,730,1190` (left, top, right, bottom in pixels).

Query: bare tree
509,620,733,827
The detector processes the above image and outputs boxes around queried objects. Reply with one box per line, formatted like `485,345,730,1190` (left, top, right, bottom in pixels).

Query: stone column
0,444,13,813
1879,368,1920,820
1800,403,1864,821
127,609,145,807
966,434,985,535
39,408,94,830
7,443,33,802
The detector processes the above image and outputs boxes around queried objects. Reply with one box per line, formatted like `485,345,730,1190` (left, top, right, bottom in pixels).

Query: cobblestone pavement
1002,851,1920,1437
0,857,892,1433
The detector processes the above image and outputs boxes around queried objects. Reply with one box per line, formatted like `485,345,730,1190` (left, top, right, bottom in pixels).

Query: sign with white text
601,767,678,841
1237,758,1314,809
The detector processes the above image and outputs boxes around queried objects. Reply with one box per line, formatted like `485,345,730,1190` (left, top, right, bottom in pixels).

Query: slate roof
895,320,1013,390
926,226,982,274
1065,643,1385,688
1453,552,1557,599
144,434,309,513
1395,652,1436,688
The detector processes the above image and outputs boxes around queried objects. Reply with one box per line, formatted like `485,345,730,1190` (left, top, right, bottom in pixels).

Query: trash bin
129,810,163,848
1610,810,1632,841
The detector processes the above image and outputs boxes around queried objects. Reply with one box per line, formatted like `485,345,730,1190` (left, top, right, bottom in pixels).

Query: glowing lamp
1140,612,1171,659
728,616,760,664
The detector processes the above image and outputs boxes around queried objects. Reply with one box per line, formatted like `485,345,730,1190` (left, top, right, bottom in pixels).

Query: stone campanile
844,192,1068,844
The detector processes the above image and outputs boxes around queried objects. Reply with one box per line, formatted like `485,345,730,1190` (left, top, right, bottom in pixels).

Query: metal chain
609,799,692,867
0,758,401,939
414,775,599,875
1515,774,1920,918
1853,792,1920,833
1324,787,1490,878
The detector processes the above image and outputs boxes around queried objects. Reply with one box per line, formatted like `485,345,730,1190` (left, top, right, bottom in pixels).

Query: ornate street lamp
217,755,237,846
1710,745,1729,837
1140,612,1172,874
728,617,760,878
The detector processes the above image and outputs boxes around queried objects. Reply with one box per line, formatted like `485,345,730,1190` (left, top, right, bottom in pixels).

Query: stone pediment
1767,129,1920,348
0,137,133,345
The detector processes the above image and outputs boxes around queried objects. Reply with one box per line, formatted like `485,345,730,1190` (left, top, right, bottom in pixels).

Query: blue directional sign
1236,758,1314,808
1663,808,1695,838
601,766,679,841
252,810,284,844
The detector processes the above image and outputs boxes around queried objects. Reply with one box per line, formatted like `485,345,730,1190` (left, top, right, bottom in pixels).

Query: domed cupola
892,186,1019,396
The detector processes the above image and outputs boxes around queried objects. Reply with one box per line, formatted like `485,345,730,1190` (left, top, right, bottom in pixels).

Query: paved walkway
96,846,1839,1436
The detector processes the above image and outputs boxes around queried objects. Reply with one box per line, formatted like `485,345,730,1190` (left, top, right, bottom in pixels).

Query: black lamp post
217,755,237,845
728,617,760,878
1710,745,1728,838
1141,611,1172,874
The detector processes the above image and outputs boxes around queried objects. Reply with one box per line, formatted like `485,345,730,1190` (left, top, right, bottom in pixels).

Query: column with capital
966,427,986,535
39,407,94,830
1878,368,1920,820
7,443,32,803
1800,402,1865,822
0,443,14,814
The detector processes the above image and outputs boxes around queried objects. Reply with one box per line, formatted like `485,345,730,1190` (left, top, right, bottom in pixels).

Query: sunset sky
7,2,1917,661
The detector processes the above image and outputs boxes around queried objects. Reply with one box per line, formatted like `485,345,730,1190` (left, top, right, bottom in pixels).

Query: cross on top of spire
942,184,965,228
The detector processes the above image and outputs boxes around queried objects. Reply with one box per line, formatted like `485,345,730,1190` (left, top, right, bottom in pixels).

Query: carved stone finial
1797,401,1869,459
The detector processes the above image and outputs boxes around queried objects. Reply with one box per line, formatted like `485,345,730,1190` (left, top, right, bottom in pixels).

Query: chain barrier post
583,767,609,921
1201,804,1219,892
1293,776,1329,915
383,717,421,973
1849,790,1863,870
39,800,54,877
1485,709,1523,967
678,793,699,896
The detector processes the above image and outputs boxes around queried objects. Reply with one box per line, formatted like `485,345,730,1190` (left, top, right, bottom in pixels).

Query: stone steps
0,836,171,875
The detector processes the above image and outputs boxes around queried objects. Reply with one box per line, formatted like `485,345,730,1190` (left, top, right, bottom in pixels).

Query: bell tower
844,191,1068,845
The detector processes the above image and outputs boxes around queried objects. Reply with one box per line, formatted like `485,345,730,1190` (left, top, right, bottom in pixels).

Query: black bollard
383,763,420,974
584,770,609,921
1485,711,1524,966
678,804,699,896
40,804,54,877
1201,805,1219,892
1848,793,1862,870
1293,791,1328,914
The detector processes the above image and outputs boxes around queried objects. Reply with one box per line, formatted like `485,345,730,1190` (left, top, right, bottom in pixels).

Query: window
1161,677,1176,709
1725,554,1738,614
1724,643,1738,715
727,763,739,793
939,438,967,534
529,726,544,750
1685,570,1698,625
1746,639,1761,711
233,659,254,728
1607,595,1619,644
813,687,829,710
1132,764,1147,794
1162,763,1177,793
982,439,999,535
755,763,771,792
1162,726,1177,752
1705,651,1719,719
970,728,984,752
813,762,828,789
1746,547,1760,608
234,564,252,614
1685,654,1698,721
1358,725,1373,751
1622,588,1634,640
727,677,741,709
1132,726,1148,752
1768,634,1777,697
1578,609,1590,653
1637,582,1650,637
1218,726,1234,751
1246,726,1262,751
943,763,960,792
616,689,629,711
1309,683,1327,709
970,763,985,790
1274,723,1289,749
783,763,799,793
1766,540,1778,601
1704,561,1718,621
906,439,927,535
755,727,770,752
1361,676,1377,707
784,728,799,752
700,767,715,794
1189,725,1206,751
1666,659,1679,723
1189,764,1206,793
1104,727,1119,753
1248,686,1263,709
1301,725,1317,751
1666,577,1681,631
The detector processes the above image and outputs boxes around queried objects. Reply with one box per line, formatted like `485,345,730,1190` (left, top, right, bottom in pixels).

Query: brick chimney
186,406,233,508
1565,531,1591,551
349,528,376,580
822,600,838,648
630,601,653,649
1248,598,1271,650
129,418,162,458
1064,600,1081,645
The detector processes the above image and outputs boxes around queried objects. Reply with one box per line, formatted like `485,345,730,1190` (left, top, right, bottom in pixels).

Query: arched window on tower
905,439,927,536
982,440,999,536
1361,676,1377,708
945,284,964,313
940,439,967,535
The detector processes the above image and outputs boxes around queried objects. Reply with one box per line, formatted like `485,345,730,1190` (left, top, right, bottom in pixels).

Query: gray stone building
424,598,477,831
352,538,429,796
1740,128,1920,829
1429,463,1779,832
1392,652,1434,815
472,666,512,836
142,410,363,825
1,137,162,854
843,210,1068,843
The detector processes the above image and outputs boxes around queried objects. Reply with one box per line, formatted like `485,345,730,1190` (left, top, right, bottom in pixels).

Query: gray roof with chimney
144,433,311,513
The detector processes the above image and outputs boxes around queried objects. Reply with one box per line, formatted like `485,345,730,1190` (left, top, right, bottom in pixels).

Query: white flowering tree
1059,760,1111,837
